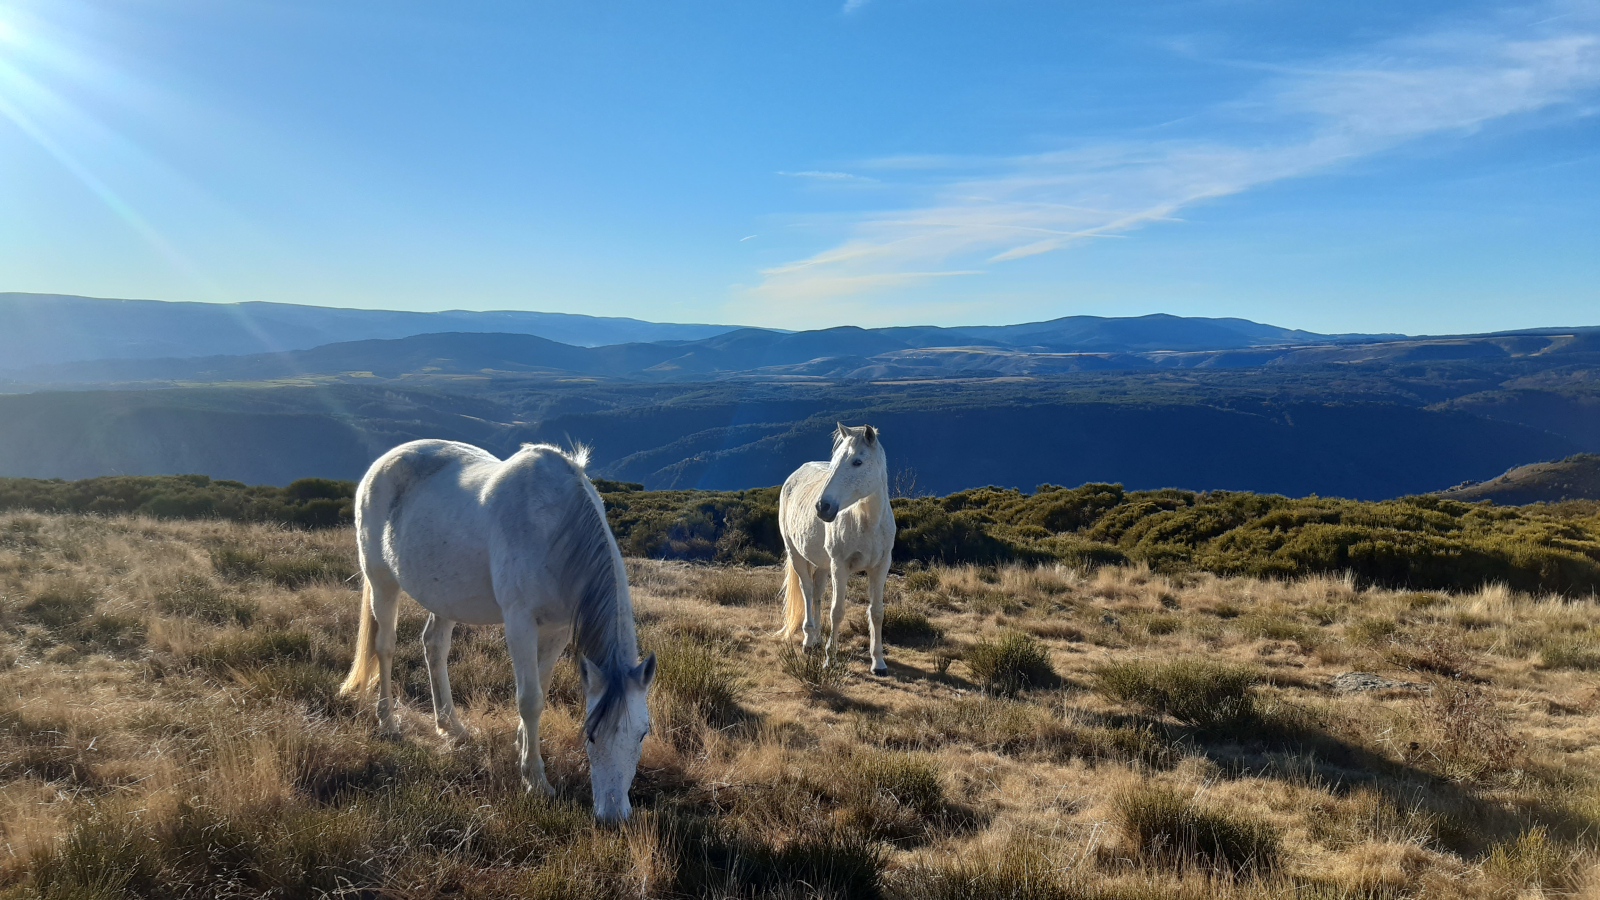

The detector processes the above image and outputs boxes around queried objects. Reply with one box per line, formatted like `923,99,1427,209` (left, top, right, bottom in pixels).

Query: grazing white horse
339,439,656,822
776,423,897,674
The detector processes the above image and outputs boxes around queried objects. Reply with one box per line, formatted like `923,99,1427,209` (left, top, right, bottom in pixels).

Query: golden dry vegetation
1,511,1598,899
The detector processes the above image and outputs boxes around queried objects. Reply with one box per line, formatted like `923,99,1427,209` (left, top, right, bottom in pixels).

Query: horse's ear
631,652,657,689
579,656,599,693
835,421,848,438
863,425,877,445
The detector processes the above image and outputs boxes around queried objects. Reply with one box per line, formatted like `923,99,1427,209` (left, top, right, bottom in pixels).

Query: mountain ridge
7,324,1598,387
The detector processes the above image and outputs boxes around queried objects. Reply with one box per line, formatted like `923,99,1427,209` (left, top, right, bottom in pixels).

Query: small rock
1330,672,1428,694
1100,613,1121,629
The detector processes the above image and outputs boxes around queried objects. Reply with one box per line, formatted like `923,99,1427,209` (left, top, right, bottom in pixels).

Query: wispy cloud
842,0,870,14
776,169,879,183
754,4,1600,301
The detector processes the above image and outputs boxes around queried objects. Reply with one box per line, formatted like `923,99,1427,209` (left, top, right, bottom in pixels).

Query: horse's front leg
867,561,890,676
421,614,470,742
803,563,827,651
825,564,850,664
502,617,555,796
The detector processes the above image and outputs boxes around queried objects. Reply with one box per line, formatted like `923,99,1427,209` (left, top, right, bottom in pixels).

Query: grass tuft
964,631,1056,696
1114,783,1280,875
780,645,847,693
1095,658,1258,728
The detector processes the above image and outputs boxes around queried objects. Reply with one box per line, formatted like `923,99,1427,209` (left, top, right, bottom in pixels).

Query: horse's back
357,440,507,623
356,441,604,624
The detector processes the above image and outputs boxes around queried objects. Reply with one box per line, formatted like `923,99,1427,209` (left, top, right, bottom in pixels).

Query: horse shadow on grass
1165,700,1580,859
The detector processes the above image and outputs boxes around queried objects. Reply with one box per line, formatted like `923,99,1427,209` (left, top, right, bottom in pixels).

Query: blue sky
1,0,1597,334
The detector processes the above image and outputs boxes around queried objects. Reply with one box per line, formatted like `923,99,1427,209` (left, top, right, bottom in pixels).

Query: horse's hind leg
369,571,403,735
502,616,555,796
422,614,469,742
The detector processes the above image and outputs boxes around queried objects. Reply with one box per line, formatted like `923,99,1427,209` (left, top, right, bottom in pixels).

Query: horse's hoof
526,779,556,798
872,666,890,677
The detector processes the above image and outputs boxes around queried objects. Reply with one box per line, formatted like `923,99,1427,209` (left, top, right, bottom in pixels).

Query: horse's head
578,652,656,822
816,422,886,523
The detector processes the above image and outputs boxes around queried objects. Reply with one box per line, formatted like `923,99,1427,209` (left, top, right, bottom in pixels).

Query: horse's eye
852,458,863,467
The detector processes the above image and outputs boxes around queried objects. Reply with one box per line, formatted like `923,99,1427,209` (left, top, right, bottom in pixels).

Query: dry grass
0,512,1597,899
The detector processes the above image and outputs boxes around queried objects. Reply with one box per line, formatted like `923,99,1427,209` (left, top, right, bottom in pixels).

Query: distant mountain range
2,292,1596,501
0,293,744,369
8,291,1567,386
6,321,1595,386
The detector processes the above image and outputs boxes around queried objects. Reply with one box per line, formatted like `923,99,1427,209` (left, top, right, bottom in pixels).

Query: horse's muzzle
595,792,631,823
815,499,838,522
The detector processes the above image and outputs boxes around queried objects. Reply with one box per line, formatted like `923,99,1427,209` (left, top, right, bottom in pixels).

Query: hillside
2,512,1597,898
1439,454,1600,504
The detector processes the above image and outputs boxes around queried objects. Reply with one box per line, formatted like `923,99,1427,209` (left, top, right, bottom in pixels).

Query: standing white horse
776,423,897,674
338,439,655,822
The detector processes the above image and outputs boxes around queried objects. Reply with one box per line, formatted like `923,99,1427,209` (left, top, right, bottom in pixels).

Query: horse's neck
851,479,891,525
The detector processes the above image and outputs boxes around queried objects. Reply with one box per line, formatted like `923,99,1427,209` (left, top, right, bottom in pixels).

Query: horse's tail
776,551,806,640
339,576,380,697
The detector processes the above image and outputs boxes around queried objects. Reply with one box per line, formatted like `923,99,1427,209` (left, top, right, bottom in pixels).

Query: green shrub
964,632,1056,696
1095,658,1258,728
0,473,355,528
6,472,1600,594
1114,783,1280,874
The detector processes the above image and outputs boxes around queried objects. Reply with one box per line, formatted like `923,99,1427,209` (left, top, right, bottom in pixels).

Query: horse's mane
521,441,592,470
544,462,638,741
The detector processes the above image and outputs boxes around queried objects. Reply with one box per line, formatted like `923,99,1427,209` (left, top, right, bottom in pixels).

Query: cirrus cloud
753,4,1600,303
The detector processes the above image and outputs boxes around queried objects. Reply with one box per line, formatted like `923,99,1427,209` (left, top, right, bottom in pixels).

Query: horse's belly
390,549,504,625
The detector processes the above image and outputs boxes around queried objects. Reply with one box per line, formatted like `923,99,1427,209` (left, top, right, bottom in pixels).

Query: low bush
7,473,1600,594
1095,658,1258,728
0,473,355,528
1114,783,1281,875
963,631,1056,696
